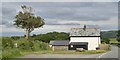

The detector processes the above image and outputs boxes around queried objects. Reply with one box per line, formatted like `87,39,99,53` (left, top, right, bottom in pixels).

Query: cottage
69,25,101,50
49,25,101,51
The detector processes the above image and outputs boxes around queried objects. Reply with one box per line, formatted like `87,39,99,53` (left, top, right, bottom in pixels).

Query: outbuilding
49,40,69,51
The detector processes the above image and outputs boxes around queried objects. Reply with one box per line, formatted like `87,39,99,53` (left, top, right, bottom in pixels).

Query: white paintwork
70,37,101,50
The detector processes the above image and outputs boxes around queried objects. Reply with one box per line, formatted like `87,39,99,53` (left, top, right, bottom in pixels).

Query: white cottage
49,25,101,51
69,25,101,50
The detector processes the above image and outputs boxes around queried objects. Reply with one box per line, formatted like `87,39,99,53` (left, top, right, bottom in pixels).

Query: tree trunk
25,29,30,40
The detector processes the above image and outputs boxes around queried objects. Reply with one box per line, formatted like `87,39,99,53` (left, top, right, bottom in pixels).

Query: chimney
83,25,86,30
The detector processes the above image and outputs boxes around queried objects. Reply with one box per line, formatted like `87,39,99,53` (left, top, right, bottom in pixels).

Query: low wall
99,44,110,50
52,46,68,51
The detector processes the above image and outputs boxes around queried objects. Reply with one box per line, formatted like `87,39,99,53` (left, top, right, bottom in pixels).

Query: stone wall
99,44,110,50
52,46,68,51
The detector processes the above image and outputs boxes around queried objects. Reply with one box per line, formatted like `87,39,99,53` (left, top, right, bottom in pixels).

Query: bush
16,38,50,51
2,49,21,58
2,37,14,49
31,41,50,51
2,38,51,58
117,43,120,48
101,38,110,44
16,38,31,51
11,36,21,40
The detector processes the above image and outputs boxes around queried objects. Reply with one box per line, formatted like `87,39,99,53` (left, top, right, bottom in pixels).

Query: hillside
101,30,118,38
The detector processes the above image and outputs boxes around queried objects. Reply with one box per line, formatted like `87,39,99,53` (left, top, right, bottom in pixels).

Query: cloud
34,2,117,21
1,2,118,36
1,0,120,2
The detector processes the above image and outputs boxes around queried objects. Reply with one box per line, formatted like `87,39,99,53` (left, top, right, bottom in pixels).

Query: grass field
110,38,119,44
0,37,2,59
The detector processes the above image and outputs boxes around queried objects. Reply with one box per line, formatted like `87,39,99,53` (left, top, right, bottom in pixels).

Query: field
0,37,2,59
110,38,119,44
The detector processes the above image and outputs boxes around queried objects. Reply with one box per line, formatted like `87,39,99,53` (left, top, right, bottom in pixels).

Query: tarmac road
98,45,118,58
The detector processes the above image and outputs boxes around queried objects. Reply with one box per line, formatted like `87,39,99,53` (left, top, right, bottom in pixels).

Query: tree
101,38,110,44
117,30,120,42
117,30,120,47
14,5,45,39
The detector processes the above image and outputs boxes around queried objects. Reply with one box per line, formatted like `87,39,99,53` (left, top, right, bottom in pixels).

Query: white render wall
70,37,101,50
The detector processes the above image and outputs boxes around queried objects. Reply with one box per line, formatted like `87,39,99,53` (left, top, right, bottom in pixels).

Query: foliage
15,38,50,51
101,30,117,38
101,38,110,44
2,37,50,58
2,37,14,49
110,38,119,45
32,32,69,43
117,30,120,47
2,49,22,58
16,38,32,51
117,30,120,42
0,37,2,59
11,36,21,40
14,5,45,39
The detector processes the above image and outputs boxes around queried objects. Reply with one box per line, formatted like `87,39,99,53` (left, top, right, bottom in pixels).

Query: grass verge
31,50,109,54
2,49,110,58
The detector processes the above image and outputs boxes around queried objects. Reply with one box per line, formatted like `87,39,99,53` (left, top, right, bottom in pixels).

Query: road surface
98,45,118,58
21,45,119,58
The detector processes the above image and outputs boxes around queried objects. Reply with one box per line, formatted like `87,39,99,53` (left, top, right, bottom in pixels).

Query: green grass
2,49,22,58
110,38,119,44
0,37,2,59
31,50,108,54
1,49,109,58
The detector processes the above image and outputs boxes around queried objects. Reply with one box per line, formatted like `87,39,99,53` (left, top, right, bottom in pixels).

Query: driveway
21,45,119,58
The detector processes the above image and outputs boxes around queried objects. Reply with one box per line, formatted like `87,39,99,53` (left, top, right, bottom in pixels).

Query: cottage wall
70,37,101,50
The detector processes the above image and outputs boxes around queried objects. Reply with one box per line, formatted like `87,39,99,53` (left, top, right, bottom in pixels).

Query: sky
1,0,120,2
0,2,119,36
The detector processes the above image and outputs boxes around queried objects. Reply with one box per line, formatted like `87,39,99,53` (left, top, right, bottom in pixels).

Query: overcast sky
1,2,118,36
1,0,120,2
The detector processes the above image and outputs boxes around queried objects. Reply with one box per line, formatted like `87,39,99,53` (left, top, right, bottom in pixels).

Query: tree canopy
14,5,45,39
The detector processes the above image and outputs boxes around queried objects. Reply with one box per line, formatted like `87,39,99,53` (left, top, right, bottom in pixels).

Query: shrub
11,36,21,40
117,43,120,48
101,38,110,44
32,41,50,51
16,38,33,51
2,37,14,49
2,49,21,58
16,38,50,51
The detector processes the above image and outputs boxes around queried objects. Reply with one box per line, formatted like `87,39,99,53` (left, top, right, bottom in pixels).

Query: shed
49,40,69,51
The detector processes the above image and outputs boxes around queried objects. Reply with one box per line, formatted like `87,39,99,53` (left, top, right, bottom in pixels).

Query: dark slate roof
70,42,88,45
49,40,69,46
70,25,100,36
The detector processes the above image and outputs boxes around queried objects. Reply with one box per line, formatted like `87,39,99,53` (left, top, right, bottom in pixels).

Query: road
21,45,119,58
98,45,118,58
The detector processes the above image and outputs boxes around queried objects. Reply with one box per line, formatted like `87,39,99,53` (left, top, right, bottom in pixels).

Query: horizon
1,28,118,37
